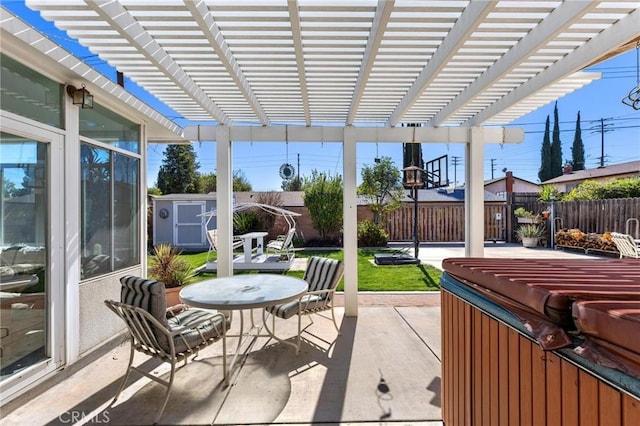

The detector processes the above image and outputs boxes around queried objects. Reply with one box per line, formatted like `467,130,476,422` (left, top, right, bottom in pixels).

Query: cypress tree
157,145,201,194
571,111,585,171
538,115,552,182
550,102,563,178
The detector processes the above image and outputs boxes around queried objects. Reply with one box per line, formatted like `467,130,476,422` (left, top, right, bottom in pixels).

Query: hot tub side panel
441,280,640,426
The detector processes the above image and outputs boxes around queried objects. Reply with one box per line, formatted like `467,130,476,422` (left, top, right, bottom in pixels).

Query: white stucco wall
78,267,141,355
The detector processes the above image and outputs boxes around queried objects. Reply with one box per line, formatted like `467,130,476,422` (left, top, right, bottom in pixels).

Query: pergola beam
287,0,310,126
386,0,495,127
184,124,524,144
346,0,394,125
430,1,596,127
85,0,230,125
185,0,269,125
466,6,640,126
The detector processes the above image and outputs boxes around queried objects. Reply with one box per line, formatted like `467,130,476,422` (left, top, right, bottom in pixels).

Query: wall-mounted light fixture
66,84,93,109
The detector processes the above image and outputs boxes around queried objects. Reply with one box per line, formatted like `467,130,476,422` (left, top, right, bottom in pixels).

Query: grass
166,248,441,291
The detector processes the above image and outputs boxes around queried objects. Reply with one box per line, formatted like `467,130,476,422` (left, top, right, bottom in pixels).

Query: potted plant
516,224,545,248
514,207,540,224
148,243,197,306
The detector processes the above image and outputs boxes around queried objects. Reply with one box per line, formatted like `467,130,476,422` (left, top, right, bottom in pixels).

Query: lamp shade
67,84,94,109
402,165,424,189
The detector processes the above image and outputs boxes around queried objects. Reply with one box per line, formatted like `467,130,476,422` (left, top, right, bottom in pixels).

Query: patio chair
266,227,296,256
263,256,344,354
104,276,229,424
206,229,243,262
610,232,640,258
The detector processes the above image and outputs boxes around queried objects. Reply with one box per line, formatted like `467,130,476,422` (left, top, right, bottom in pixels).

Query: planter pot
522,237,539,248
165,286,182,307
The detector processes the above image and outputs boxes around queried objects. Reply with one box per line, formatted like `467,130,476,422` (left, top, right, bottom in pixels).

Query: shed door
173,202,205,246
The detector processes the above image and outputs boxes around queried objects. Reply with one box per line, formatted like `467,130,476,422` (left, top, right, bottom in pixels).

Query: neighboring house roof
484,175,538,186
542,161,640,184
235,191,306,207
403,188,505,203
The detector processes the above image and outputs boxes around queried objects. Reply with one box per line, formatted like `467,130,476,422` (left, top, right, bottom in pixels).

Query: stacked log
554,228,619,254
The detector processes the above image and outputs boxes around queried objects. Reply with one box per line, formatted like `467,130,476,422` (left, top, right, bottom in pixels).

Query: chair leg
155,358,176,425
296,313,301,355
110,342,136,407
221,331,227,385
330,305,341,335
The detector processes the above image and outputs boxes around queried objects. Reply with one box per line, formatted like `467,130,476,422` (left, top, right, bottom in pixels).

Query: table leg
243,238,252,263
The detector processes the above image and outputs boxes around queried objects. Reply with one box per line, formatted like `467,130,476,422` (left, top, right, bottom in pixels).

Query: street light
403,164,425,259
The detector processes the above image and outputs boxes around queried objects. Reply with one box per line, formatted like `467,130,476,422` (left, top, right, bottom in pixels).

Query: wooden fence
385,204,506,242
383,197,640,243
511,195,640,238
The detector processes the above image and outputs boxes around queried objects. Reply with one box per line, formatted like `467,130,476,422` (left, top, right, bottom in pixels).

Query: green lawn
171,249,441,291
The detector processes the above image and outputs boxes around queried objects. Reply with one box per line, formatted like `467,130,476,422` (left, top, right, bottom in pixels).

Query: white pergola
26,0,640,315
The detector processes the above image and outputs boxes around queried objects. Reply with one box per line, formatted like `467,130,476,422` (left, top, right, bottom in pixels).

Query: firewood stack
554,229,619,254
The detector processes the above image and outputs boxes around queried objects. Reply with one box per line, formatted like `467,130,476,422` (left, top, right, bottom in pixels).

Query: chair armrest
166,304,188,316
306,288,335,298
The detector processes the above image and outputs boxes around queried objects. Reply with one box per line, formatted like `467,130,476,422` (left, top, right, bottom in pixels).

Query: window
79,103,139,154
0,53,63,128
81,144,139,279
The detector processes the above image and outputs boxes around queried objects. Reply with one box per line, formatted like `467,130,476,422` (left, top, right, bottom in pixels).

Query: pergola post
343,126,358,316
465,126,485,257
216,125,234,277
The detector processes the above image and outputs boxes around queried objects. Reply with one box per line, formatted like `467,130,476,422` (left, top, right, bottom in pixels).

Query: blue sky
6,1,639,190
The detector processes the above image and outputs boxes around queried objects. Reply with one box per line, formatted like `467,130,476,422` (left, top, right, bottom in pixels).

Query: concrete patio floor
2,302,444,425
1,243,601,425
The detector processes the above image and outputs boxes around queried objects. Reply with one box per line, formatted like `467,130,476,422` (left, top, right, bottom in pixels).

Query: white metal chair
104,276,229,424
611,232,640,258
206,229,243,262
263,256,344,353
266,227,296,256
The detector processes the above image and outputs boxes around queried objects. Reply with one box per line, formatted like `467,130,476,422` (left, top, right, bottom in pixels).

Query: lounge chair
611,232,640,258
104,276,229,424
266,227,296,256
263,256,344,353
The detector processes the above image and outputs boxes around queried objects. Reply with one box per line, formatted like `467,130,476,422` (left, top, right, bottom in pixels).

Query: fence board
386,204,505,242
509,196,640,240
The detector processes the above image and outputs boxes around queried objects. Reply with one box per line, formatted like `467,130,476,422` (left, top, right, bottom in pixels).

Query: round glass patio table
179,274,307,310
179,274,308,360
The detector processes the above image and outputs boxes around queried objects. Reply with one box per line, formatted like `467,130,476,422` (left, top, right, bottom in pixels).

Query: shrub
538,184,560,202
515,224,545,241
148,243,196,288
357,219,389,247
514,207,534,218
233,211,260,234
563,177,640,201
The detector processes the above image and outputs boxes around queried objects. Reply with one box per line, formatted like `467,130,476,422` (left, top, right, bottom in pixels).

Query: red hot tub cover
442,258,640,326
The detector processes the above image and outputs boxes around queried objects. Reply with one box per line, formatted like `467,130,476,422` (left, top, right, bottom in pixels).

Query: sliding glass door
0,123,63,392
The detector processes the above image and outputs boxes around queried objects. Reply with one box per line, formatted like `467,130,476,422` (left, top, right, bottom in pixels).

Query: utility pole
297,153,300,180
451,156,461,186
600,118,605,168
589,117,613,168
490,158,496,179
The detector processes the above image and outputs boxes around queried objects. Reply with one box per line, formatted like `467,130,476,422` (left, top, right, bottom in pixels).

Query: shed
152,194,228,251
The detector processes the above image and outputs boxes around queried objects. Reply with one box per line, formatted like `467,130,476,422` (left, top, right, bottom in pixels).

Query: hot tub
440,258,640,425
